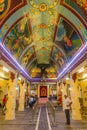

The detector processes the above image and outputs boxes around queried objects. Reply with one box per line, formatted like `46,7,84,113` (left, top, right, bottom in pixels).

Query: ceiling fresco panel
28,0,58,64
28,60,58,79
36,49,50,64
51,46,66,70
55,17,82,61
28,60,41,78
20,46,35,68
4,16,32,61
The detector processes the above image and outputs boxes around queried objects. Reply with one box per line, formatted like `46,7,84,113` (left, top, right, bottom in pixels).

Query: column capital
72,73,77,82
63,80,66,86
21,80,24,85
10,72,15,82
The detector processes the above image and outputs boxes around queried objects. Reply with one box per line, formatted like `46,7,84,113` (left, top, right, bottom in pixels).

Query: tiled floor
0,108,37,130
48,106,87,130
0,105,87,130
38,105,49,130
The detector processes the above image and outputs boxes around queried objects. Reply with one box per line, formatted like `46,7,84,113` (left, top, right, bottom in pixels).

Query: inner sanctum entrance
40,86,47,98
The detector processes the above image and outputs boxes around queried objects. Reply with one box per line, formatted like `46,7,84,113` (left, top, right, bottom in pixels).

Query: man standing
64,95,72,125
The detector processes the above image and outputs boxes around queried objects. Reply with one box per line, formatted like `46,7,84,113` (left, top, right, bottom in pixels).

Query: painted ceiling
0,0,87,82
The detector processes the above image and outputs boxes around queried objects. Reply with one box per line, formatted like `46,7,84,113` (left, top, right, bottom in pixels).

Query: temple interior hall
0,0,87,130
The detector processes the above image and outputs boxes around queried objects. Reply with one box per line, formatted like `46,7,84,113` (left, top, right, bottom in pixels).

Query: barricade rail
32,101,38,121
47,101,55,123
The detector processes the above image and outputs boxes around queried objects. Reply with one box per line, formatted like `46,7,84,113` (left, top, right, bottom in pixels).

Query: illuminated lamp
3,66,9,72
82,73,87,78
78,67,84,73
66,77,69,80
69,87,71,91
18,77,21,80
0,72,4,77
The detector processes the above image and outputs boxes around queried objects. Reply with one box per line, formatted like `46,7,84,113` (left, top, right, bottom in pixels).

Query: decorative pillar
18,79,25,111
38,84,40,98
61,81,67,111
5,72,16,120
47,84,49,98
28,82,30,97
57,82,59,100
70,73,82,120
25,82,29,100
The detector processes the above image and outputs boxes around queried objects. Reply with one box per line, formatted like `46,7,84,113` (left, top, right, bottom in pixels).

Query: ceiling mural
28,60,58,79
0,0,11,19
52,46,66,68
0,0,87,81
28,61,41,78
4,17,32,60
28,0,59,64
55,17,82,59
20,46,35,68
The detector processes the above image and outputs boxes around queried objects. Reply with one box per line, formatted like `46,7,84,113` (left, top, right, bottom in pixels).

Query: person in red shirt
2,95,8,114
3,95,7,107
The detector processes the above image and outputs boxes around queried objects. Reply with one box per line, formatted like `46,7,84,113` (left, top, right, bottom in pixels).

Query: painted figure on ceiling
52,46,65,68
21,47,35,68
54,52,64,66
0,0,5,13
56,19,74,53
4,19,32,60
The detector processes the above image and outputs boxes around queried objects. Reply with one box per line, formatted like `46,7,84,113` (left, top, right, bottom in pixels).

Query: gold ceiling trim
0,0,11,19
29,0,58,11
39,3,47,12
40,23,47,29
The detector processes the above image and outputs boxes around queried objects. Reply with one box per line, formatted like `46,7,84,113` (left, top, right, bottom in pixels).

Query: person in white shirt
64,95,72,125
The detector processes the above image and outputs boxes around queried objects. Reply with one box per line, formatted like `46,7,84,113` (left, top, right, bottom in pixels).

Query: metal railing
47,101,55,123
32,101,38,121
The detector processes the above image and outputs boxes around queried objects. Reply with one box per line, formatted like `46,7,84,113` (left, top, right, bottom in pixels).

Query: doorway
40,86,47,98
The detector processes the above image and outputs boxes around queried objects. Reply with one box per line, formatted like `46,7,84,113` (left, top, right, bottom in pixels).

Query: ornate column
28,82,30,97
38,84,40,98
57,82,59,100
5,72,17,120
70,73,82,120
47,84,49,98
25,82,29,100
61,81,67,110
18,79,25,111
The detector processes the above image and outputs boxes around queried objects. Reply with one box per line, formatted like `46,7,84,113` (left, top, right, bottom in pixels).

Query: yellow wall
79,80,87,107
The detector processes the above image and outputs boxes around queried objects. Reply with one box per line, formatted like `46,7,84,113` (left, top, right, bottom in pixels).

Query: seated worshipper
28,96,36,108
